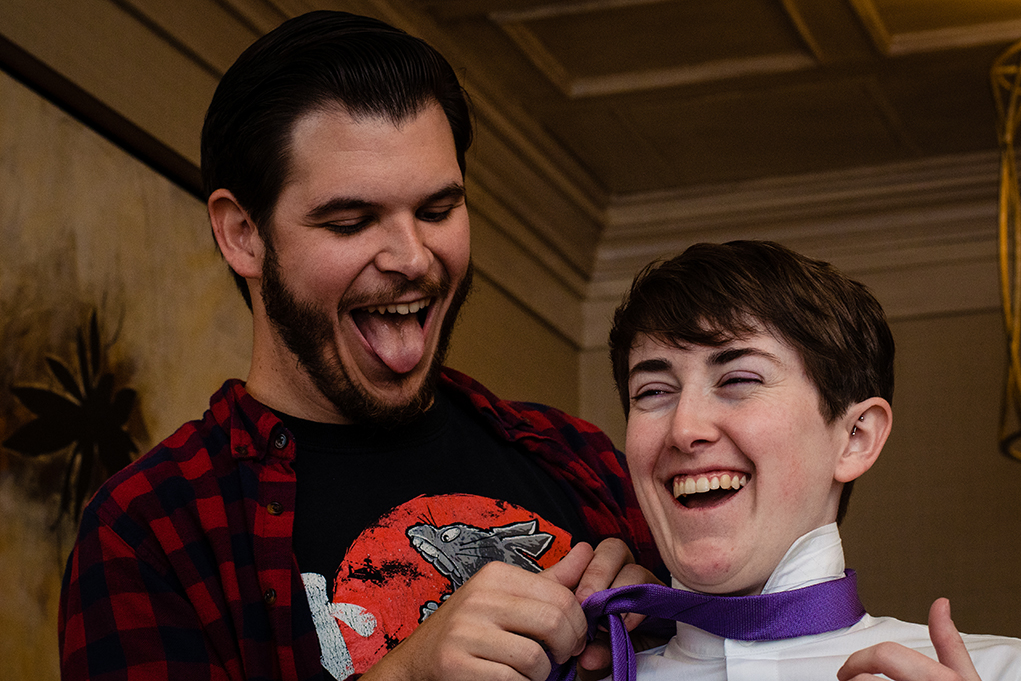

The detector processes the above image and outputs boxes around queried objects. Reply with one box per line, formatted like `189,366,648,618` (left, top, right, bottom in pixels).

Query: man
603,240,1021,679
58,11,658,681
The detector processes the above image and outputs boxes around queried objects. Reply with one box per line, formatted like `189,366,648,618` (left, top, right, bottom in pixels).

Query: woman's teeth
673,473,748,498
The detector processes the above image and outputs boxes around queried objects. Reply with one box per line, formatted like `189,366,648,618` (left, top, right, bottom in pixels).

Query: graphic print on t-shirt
302,493,573,679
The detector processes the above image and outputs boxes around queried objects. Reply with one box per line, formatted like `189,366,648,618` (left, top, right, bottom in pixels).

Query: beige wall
0,69,250,681
842,309,1021,638
448,271,580,413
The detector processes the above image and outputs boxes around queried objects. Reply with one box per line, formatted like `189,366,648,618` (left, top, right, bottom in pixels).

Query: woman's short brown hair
609,241,895,523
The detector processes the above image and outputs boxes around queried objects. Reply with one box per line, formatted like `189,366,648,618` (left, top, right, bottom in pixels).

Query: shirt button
267,501,284,516
273,432,288,449
263,588,277,605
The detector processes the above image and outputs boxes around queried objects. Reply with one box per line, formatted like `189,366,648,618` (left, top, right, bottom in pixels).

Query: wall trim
585,150,1003,348
0,32,202,199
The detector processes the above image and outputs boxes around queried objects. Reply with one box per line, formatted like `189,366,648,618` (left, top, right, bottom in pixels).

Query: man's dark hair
201,10,473,308
608,240,895,523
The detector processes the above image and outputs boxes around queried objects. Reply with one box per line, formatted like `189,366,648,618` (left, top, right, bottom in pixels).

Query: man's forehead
283,102,458,191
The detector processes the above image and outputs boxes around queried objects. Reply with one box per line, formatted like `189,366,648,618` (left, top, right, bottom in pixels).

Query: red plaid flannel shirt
59,368,658,681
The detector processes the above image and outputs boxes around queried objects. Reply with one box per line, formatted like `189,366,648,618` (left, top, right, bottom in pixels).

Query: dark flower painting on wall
3,311,137,525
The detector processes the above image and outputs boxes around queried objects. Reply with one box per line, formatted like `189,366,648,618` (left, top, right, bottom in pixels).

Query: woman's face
624,329,855,595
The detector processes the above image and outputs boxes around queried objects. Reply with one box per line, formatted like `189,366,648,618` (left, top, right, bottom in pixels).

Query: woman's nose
667,391,719,452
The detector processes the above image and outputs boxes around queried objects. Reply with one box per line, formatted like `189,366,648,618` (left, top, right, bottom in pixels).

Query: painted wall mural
0,69,251,681
4,311,137,525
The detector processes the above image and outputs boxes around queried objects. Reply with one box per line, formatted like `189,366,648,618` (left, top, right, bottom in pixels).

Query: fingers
838,642,948,681
837,600,981,681
575,538,634,602
577,539,661,634
478,562,589,663
383,561,589,681
928,599,982,681
542,542,595,592
576,636,612,676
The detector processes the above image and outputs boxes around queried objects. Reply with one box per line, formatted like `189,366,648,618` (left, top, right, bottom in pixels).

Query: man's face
256,103,471,424
624,330,848,595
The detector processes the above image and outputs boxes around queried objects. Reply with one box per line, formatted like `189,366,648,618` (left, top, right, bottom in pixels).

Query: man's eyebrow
708,346,780,366
305,197,376,221
423,182,466,204
628,358,672,380
304,182,466,222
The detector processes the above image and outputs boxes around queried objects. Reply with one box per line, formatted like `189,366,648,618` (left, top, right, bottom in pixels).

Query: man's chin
321,362,440,426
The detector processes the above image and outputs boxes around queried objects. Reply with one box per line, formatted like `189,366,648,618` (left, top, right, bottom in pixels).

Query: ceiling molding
888,21,1021,56
488,0,669,23
781,0,825,62
558,52,815,98
847,0,891,55
584,150,1003,347
848,0,1021,57
603,150,999,234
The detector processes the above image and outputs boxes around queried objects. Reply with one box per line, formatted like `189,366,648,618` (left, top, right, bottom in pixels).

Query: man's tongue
356,311,425,374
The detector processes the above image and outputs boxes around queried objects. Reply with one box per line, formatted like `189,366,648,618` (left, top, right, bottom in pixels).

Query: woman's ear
834,397,893,483
208,188,265,279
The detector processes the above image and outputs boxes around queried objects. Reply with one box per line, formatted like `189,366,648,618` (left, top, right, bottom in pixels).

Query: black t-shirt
283,387,590,679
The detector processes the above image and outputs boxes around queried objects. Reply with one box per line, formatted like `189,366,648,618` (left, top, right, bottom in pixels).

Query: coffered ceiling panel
580,78,910,192
494,0,807,96
411,0,1021,201
852,0,1021,53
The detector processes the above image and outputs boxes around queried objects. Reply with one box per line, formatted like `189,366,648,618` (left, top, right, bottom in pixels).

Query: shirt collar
761,523,846,593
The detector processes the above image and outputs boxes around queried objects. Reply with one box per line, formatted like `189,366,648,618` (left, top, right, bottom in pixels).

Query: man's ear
208,188,265,279
834,397,892,484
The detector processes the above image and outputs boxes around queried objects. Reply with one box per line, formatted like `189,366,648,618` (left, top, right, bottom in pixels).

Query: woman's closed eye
719,372,762,390
630,383,677,407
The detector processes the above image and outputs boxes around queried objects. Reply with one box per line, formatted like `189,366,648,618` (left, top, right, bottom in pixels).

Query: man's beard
260,246,473,426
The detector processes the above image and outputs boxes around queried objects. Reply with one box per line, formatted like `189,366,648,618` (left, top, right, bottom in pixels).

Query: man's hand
571,538,665,678
838,598,981,681
360,543,595,681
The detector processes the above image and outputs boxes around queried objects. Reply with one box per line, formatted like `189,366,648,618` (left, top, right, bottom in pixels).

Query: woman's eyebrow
628,357,672,380
708,347,780,366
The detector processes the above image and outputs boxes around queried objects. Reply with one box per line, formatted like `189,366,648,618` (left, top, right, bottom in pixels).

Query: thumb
929,598,981,681
542,542,595,591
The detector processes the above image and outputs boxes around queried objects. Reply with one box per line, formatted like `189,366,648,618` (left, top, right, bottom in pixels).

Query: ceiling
401,0,1021,200
2,0,1016,332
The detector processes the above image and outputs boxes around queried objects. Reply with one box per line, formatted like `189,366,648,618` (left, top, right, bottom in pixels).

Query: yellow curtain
992,40,1021,462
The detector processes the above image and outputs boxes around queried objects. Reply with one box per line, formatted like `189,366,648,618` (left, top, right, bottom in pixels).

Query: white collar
761,523,846,593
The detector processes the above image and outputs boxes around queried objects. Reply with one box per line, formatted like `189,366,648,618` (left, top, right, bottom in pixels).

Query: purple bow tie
549,569,865,681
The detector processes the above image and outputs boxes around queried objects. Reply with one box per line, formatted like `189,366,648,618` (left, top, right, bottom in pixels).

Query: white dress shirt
627,524,1021,681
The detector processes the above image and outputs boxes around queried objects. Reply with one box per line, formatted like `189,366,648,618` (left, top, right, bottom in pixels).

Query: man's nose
375,216,432,280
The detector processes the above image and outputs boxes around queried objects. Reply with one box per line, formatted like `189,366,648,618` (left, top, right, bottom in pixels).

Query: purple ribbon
548,569,865,681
